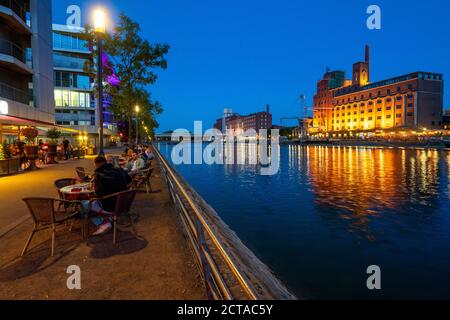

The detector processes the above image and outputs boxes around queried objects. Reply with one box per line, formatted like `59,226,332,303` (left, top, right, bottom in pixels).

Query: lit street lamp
135,105,140,145
94,8,106,156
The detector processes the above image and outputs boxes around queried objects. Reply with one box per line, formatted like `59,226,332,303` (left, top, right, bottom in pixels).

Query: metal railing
0,0,27,22
0,38,26,63
153,144,296,300
0,81,33,106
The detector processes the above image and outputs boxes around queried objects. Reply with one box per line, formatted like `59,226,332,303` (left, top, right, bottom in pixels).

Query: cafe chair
86,190,138,245
131,168,153,194
75,167,93,182
54,178,77,199
21,198,84,257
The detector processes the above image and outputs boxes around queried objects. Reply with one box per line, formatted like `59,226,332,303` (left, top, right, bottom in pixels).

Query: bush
47,128,62,144
21,127,39,145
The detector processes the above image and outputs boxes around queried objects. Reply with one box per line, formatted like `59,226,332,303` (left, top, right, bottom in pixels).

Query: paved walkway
0,156,95,237
0,152,206,299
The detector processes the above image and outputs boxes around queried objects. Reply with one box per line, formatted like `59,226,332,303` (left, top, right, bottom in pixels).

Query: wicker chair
131,168,153,194
21,198,84,257
86,190,138,245
54,178,77,199
75,167,93,182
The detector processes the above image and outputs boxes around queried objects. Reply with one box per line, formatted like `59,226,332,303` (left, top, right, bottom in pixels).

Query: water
158,143,450,299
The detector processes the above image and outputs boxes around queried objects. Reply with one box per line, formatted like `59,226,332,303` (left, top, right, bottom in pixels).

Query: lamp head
94,9,106,34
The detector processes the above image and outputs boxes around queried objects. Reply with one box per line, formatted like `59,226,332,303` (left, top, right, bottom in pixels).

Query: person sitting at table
106,155,121,169
125,152,146,174
87,156,132,235
142,147,154,162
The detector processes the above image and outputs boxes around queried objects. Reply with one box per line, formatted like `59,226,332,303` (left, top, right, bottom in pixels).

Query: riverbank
282,140,450,150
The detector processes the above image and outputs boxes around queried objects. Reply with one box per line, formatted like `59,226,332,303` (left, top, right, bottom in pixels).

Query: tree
82,13,169,142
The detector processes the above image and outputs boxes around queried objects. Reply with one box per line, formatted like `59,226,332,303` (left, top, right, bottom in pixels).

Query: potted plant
46,128,62,164
21,127,39,170
0,141,19,175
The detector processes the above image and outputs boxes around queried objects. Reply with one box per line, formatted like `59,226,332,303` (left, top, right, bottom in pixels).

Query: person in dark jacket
89,156,132,235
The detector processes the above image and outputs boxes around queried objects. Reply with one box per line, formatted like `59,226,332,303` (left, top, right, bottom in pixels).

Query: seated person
125,152,146,174
142,147,155,161
106,155,120,168
86,156,132,235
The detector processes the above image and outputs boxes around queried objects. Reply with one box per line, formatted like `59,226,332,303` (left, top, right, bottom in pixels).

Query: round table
60,183,96,201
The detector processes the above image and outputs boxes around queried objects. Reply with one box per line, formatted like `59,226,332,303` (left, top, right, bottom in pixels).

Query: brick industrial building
310,45,444,137
214,105,272,134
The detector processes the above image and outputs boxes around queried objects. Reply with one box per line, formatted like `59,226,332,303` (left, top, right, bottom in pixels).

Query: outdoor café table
60,183,96,201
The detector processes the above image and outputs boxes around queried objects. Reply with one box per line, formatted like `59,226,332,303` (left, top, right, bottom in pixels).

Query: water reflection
286,146,443,240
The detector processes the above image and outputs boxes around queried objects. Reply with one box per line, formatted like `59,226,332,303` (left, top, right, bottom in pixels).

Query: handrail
0,81,33,105
0,38,26,63
153,143,297,300
0,0,27,22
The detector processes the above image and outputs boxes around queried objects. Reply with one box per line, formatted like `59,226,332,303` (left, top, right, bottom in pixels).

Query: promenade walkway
0,151,206,299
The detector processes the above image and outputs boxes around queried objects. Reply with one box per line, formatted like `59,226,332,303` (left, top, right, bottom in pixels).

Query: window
377,108,382,112
396,96,402,101
386,115,391,119
386,106,391,111
386,98,392,102
377,116,382,120
396,105,402,109
396,114,402,118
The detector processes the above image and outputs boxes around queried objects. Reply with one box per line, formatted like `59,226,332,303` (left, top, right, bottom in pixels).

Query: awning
0,114,80,134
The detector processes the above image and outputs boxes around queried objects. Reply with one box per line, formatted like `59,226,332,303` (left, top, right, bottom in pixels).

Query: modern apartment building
311,45,444,137
0,0,55,142
52,23,117,147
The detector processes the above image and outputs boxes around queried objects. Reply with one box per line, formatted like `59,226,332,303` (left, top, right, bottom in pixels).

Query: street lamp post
135,105,140,146
94,9,106,156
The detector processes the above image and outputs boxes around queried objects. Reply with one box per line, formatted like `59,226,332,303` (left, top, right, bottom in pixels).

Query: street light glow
135,105,140,113
94,9,106,33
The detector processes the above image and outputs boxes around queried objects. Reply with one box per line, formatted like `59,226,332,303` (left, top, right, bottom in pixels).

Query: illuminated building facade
0,0,55,142
214,105,272,134
52,24,118,146
311,45,444,137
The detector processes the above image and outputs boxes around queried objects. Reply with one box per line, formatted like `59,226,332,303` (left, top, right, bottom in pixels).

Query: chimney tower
365,44,370,82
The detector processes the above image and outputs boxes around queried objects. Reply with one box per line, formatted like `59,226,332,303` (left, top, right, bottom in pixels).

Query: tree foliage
81,12,169,140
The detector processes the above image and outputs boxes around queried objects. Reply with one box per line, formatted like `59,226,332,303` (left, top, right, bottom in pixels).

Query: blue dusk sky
52,0,450,132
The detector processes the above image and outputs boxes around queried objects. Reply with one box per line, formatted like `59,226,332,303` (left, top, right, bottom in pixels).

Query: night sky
52,0,450,132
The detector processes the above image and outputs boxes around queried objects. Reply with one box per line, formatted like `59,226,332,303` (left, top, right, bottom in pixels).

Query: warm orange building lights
311,45,444,137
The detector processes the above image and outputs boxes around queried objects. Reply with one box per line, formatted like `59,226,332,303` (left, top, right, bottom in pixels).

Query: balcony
0,38,33,74
0,81,33,106
0,0,31,34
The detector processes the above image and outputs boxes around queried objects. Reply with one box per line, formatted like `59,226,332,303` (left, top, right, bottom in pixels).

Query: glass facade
54,71,90,90
54,89,90,108
53,32,88,52
53,52,87,70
